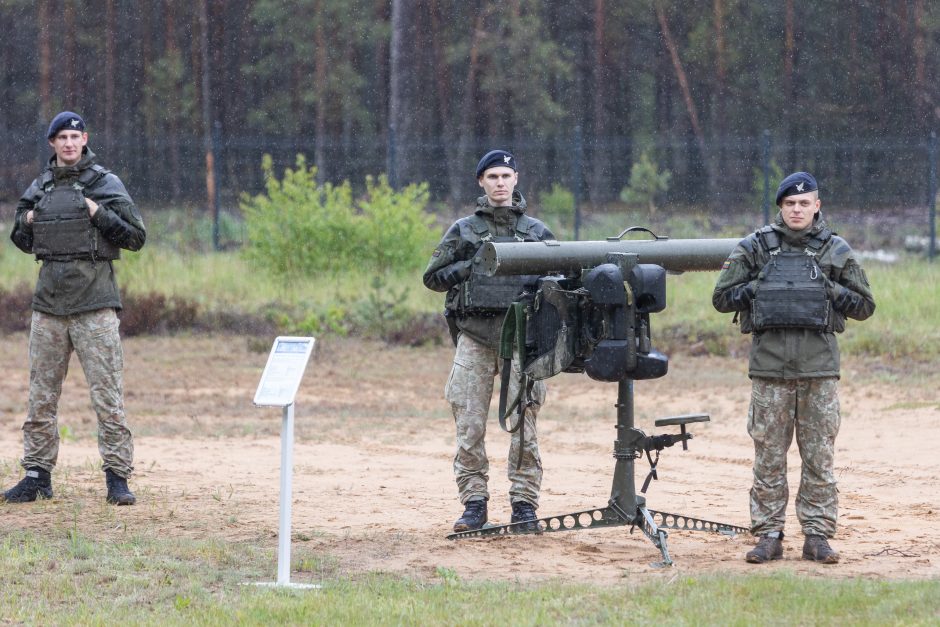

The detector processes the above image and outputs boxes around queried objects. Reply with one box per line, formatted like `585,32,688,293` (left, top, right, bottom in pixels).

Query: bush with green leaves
240,154,437,280
357,174,437,271
537,183,575,233
619,152,672,213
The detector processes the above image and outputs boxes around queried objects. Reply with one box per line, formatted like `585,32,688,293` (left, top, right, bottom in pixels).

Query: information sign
253,337,316,407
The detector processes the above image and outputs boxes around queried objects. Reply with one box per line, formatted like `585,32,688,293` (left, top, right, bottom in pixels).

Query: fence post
761,129,771,225
573,124,583,240
36,118,47,169
930,131,937,261
387,127,397,190
211,120,222,251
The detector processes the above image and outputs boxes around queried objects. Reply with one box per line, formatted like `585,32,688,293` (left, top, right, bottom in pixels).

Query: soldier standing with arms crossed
713,172,875,563
424,150,555,532
4,111,146,505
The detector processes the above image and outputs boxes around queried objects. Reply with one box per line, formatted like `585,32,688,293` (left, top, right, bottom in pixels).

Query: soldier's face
49,130,88,167
779,191,820,231
478,166,518,207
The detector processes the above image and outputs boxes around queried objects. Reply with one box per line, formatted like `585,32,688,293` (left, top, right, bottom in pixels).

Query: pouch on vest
459,272,540,314
751,251,830,331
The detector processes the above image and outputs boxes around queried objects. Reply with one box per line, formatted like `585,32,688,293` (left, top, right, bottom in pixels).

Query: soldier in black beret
424,149,555,533
713,171,875,564
46,110,86,139
4,112,146,506
774,171,818,207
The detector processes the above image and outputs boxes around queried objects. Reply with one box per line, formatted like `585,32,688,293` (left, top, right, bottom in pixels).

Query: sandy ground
0,334,937,585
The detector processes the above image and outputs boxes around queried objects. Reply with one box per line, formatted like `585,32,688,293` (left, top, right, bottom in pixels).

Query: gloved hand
439,259,473,288
731,279,760,310
824,277,856,312
746,278,760,300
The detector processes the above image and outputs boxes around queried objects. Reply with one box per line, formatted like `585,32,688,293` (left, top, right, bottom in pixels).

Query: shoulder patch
721,259,732,270
432,248,442,257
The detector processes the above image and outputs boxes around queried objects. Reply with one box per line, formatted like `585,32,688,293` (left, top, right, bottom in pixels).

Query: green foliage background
619,152,673,212
240,155,437,279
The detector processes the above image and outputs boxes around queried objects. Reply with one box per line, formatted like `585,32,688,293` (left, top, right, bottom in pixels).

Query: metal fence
3,128,936,258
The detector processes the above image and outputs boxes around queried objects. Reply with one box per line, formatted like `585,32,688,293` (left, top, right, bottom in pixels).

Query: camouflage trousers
748,377,840,538
21,309,134,478
444,333,546,507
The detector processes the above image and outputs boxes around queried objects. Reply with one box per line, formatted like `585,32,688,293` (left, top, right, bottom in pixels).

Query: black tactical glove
826,278,860,313
730,279,759,310
439,259,473,288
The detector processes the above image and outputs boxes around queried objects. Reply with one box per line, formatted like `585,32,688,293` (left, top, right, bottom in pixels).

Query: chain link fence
2,129,936,258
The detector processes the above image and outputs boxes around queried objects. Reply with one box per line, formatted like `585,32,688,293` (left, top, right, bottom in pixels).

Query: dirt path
0,335,937,584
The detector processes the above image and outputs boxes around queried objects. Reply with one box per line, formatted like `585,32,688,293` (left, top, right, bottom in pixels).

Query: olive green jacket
423,191,554,347
712,212,875,379
11,148,146,316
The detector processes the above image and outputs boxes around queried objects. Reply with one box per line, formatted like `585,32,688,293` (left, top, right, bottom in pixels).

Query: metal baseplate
447,502,750,566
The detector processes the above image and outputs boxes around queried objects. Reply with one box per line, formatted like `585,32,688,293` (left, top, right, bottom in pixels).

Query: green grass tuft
1,531,937,625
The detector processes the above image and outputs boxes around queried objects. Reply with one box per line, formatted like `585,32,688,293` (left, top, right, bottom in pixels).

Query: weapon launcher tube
477,238,741,276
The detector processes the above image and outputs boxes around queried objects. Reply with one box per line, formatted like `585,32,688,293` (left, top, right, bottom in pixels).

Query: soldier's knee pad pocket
445,362,471,405
747,388,773,437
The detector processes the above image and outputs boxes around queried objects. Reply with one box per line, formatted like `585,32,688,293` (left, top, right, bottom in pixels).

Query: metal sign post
250,336,318,590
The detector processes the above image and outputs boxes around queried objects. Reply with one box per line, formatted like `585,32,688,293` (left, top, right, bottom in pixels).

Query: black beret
47,111,85,139
775,171,818,205
475,149,517,178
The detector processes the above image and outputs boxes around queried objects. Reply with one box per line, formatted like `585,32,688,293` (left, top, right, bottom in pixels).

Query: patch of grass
1,236,935,359
652,258,939,360
0,530,937,626
883,401,940,411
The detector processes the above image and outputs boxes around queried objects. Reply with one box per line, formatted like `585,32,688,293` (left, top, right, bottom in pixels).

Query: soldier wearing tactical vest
424,150,555,533
4,111,146,506
713,172,875,564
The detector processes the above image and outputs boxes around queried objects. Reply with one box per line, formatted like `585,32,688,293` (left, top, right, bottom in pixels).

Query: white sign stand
249,336,319,590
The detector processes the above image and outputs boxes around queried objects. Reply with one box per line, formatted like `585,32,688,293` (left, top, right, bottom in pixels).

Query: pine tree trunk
388,0,419,187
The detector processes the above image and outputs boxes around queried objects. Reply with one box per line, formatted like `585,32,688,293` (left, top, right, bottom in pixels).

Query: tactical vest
452,213,541,316
31,165,120,261
750,227,831,331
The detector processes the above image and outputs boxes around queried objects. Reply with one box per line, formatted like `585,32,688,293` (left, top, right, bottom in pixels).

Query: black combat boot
2,467,53,503
453,498,487,532
745,532,784,563
802,535,839,564
510,500,539,533
105,469,136,505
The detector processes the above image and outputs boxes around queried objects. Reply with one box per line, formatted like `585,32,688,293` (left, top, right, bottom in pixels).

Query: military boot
453,498,487,532
745,532,784,563
802,535,839,564
2,467,53,503
105,469,136,506
510,500,539,533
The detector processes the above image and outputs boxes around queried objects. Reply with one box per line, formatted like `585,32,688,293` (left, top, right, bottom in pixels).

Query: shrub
538,183,575,233
357,174,435,271
619,152,672,213
119,292,199,335
240,155,437,281
0,287,33,333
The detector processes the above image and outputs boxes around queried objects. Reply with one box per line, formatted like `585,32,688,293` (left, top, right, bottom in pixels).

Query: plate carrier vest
451,214,541,316
750,226,832,331
31,164,120,261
